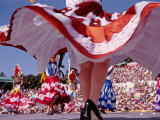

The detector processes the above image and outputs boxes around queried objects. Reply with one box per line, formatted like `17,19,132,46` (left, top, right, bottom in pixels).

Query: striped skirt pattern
98,80,116,110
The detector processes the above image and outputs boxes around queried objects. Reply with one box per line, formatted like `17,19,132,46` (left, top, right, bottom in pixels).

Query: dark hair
157,73,160,78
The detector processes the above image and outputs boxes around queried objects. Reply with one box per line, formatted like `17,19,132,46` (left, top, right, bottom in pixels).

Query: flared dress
1,84,34,110
35,76,71,106
0,0,160,76
35,61,71,106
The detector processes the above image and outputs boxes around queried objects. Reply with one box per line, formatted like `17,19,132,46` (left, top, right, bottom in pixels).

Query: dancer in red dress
35,56,71,115
65,70,77,113
1,64,34,113
1,0,160,119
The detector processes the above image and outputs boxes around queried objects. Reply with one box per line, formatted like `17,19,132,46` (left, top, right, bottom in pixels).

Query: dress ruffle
1,92,35,110
1,1,160,76
98,79,116,110
35,76,71,106
65,101,75,112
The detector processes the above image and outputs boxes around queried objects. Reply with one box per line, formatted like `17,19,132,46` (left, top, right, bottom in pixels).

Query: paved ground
0,112,160,120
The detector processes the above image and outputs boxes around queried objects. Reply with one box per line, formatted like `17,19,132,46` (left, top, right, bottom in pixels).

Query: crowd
112,62,157,112
0,85,85,114
0,62,159,114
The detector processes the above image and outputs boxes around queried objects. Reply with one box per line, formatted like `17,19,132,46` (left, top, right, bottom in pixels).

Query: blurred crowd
0,85,84,114
112,62,157,112
0,62,159,114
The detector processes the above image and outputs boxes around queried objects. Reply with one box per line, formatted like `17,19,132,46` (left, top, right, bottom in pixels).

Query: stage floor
0,112,160,120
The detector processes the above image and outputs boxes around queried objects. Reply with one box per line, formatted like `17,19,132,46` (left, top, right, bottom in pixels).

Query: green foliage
0,72,12,91
0,82,13,92
23,74,42,89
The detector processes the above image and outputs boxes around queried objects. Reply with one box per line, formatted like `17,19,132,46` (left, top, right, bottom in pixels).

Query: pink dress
0,0,160,77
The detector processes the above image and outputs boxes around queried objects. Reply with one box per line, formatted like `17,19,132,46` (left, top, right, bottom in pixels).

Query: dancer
1,64,34,113
98,65,116,113
65,70,77,113
153,74,160,112
1,0,160,119
35,56,71,115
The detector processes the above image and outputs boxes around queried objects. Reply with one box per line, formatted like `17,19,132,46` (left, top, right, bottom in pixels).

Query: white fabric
5,1,160,78
0,25,9,36
65,7,160,76
66,0,101,8
106,66,114,80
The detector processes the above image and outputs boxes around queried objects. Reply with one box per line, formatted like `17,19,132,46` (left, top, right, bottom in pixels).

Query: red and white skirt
65,100,75,113
35,76,71,106
1,1,160,76
1,92,35,110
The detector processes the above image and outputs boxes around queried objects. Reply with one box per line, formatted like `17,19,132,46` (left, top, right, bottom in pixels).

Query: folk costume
65,70,77,113
98,66,116,112
1,65,34,110
0,0,160,77
35,59,71,106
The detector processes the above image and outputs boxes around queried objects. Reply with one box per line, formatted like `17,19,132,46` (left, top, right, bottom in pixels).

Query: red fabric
0,32,6,42
35,76,71,106
69,71,76,82
0,1,160,61
1,92,34,109
65,101,75,113
14,65,20,77
157,79,160,88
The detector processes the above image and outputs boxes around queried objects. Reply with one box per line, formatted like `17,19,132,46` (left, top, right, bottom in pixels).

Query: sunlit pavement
0,112,160,120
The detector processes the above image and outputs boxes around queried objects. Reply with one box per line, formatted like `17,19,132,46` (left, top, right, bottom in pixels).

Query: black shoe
80,101,91,120
110,109,115,112
87,99,103,120
55,110,61,114
80,99,103,120
100,109,107,114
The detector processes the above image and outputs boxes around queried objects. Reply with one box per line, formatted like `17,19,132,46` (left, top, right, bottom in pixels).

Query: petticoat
0,1,160,76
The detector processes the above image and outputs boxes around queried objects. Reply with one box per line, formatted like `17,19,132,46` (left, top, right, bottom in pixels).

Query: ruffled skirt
65,100,75,113
1,1,160,76
35,76,71,106
97,80,116,110
1,92,34,110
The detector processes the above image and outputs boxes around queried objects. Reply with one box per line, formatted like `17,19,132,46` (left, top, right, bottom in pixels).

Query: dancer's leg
54,105,60,113
90,59,110,104
47,98,55,115
46,106,50,114
90,59,110,120
79,61,93,102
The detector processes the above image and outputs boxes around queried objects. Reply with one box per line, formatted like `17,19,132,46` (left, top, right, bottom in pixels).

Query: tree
0,72,5,77
2,82,13,91
23,74,42,89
